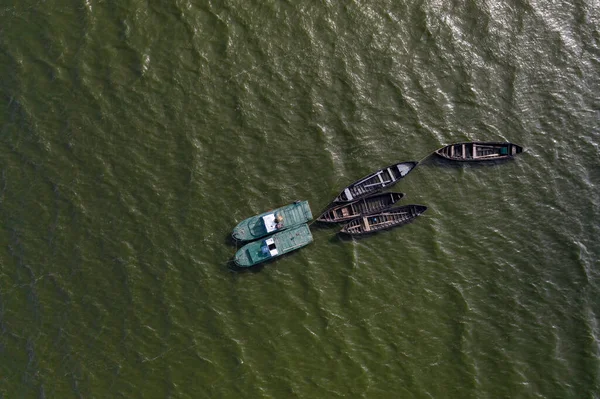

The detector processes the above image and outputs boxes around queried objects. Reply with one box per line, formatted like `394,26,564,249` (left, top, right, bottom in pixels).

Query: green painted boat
234,224,313,267
231,200,313,242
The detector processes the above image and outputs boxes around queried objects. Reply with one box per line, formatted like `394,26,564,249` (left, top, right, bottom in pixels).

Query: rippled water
1,0,599,397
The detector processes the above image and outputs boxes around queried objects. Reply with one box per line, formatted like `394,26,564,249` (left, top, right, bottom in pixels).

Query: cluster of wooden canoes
319,161,427,235
231,141,523,266
317,141,524,235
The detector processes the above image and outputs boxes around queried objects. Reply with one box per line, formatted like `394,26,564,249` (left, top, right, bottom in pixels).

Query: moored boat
234,224,313,267
232,200,313,242
317,192,405,223
339,204,427,236
333,161,418,203
434,142,523,162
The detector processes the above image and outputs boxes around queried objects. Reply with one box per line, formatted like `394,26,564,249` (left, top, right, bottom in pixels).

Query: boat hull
317,192,405,223
232,200,313,242
333,161,417,203
234,224,313,267
339,204,427,236
434,142,523,162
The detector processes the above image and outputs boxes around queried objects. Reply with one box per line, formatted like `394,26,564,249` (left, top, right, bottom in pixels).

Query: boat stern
234,247,253,267
300,200,313,221
234,239,276,267
414,205,428,215
333,189,351,203
231,223,250,241
232,218,268,242
512,144,524,155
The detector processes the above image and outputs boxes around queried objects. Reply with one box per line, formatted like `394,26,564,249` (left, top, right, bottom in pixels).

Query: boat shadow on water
310,220,342,231
227,249,310,274
329,229,406,242
227,259,267,274
329,232,353,243
224,233,238,247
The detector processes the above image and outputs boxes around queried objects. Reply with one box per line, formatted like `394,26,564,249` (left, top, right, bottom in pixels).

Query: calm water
1,0,599,397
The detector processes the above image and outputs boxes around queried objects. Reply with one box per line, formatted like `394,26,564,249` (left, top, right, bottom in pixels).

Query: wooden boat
434,142,523,162
317,192,405,223
234,224,313,267
339,204,427,236
332,161,418,203
232,200,312,242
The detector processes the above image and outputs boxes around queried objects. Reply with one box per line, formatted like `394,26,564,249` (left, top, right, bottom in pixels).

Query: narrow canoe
434,142,523,162
234,224,313,267
332,161,418,203
232,200,313,242
339,204,427,236
317,192,405,223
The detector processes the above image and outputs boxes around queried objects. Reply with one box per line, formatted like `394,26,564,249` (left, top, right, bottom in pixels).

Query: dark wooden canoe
434,142,523,162
332,161,417,203
339,204,427,236
317,192,405,223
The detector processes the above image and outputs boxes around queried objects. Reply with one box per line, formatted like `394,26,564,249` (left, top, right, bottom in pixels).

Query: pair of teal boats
232,201,314,267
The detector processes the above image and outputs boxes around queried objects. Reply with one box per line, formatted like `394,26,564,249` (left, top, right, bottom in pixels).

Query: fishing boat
232,200,313,242
317,192,405,223
339,204,427,236
434,142,523,162
332,161,418,203
234,224,313,267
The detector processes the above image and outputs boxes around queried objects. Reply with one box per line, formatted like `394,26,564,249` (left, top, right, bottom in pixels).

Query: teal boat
234,224,313,267
231,200,313,242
